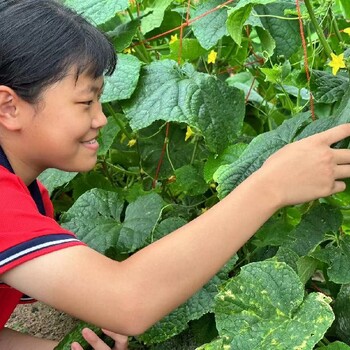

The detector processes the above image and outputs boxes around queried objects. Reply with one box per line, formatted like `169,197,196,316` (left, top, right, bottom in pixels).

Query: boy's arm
3,124,350,336
0,327,58,350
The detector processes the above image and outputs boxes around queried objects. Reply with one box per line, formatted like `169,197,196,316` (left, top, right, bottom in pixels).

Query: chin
55,160,97,173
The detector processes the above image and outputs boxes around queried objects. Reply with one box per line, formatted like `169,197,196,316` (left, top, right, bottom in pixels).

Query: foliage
40,0,350,348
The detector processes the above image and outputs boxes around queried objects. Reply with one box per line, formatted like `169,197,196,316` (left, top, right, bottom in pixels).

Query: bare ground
5,302,79,341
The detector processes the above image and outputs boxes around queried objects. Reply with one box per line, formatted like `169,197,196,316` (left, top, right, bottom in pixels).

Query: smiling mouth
82,138,97,144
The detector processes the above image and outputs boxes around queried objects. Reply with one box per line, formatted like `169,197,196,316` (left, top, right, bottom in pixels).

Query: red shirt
0,148,84,329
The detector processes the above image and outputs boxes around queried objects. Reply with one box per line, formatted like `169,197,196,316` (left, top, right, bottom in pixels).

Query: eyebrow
79,81,105,95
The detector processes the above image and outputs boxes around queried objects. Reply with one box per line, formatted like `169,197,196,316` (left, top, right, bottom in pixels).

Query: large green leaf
204,143,247,182
212,261,334,349
101,54,142,102
61,189,124,254
226,0,276,46
139,255,238,344
311,235,350,284
106,18,141,52
39,169,78,195
255,1,301,59
141,0,173,34
333,284,350,345
64,0,129,25
285,204,343,256
122,60,245,153
98,116,120,156
318,342,350,350
310,70,349,104
215,112,311,198
191,0,231,50
117,193,165,253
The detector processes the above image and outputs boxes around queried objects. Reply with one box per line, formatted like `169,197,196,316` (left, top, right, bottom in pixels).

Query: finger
102,329,128,349
333,149,350,164
335,164,350,179
319,124,350,146
71,342,84,350
81,328,110,350
333,180,346,194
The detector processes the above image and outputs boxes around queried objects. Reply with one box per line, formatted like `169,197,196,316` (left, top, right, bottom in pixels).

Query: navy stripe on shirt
0,234,80,269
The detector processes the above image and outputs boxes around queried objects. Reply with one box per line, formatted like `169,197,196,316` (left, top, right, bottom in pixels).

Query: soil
5,302,79,341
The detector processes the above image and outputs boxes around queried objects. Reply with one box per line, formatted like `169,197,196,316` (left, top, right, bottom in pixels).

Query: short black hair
0,0,116,103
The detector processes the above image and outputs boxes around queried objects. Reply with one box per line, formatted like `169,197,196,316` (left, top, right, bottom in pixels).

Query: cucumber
54,321,115,350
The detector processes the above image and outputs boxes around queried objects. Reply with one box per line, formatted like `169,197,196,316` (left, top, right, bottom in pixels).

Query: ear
0,85,22,131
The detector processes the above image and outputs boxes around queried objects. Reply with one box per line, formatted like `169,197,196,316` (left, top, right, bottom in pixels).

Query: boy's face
14,69,107,179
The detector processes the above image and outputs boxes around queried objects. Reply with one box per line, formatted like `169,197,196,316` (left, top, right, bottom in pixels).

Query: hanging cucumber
54,321,115,350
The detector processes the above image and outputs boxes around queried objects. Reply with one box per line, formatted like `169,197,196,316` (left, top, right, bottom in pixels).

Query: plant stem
127,8,152,63
304,0,333,57
329,10,343,44
105,103,133,140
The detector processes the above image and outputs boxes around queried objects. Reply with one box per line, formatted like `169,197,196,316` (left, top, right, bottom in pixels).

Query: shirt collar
0,147,46,215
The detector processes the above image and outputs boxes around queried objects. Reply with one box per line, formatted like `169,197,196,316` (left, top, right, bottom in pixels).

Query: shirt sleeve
0,169,85,275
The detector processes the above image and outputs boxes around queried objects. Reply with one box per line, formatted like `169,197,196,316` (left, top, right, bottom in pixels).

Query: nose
92,102,107,129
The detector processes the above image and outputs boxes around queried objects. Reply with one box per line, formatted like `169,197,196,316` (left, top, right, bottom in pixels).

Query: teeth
84,139,96,144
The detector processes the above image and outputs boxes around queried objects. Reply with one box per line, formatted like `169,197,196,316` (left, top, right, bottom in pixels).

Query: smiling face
0,69,107,184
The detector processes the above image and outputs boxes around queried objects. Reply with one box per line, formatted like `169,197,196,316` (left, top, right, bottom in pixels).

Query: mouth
81,138,97,144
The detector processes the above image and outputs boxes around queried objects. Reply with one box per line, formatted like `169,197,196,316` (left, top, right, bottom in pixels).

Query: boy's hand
259,123,350,207
70,328,128,350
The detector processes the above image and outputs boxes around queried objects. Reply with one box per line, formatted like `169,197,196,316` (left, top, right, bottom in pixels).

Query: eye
80,100,93,106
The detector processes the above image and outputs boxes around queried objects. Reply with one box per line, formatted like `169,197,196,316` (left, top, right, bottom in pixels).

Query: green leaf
191,0,231,50
311,235,350,284
196,338,229,350
141,0,173,34
296,256,319,285
61,189,124,254
215,112,311,198
338,0,350,19
139,255,238,344
118,193,165,253
318,342,350,350
122,60,245,153
253,218,294,248
64,0,129,26
333,284,350,345
226,0,276,46
98,116,120,156
310,70,349,104
106,18,140,52
168,39,207,62
151,217,187,242
226,5,253,46
285,204,343,256
38,169,78,195
101,54,142,102
334,84,350,124
213,261,334,349
204,143,247,182
255,2,301,59
170,165,208,197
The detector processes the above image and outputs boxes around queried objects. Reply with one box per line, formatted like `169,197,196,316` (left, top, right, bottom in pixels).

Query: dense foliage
42,0,350,348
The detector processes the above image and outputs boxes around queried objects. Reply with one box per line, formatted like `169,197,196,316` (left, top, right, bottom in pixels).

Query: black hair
0,0,116,103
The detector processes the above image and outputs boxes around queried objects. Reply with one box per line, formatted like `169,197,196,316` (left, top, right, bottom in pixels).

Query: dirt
5,301,79,341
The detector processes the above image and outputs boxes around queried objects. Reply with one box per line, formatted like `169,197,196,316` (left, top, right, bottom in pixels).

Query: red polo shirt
0,149,84,330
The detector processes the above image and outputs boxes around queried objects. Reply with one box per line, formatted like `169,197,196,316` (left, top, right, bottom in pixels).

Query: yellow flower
127,139,137,147
185,126,194,141
328,52,346,75
169,34,178,44
344,28,350,36
207,50,218,64
123,47,135,54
